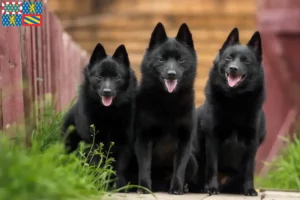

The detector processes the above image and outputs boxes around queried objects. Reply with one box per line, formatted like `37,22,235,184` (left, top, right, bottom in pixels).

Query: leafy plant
256,134,300,190
0,103,116,200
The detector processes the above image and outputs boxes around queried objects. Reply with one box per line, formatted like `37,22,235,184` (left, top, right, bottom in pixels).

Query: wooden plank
0,27,24,131
45,5,51,95
61,33,70,110
41,5,47,113
21,25,35,145
102,193,263,200
102,191,300,200
30,27,38,125
0,88,2,129
262,191,300,200
50,14,65,111
42,4,49,94
66,37,73,106
36,25,44,120
0,24,4,129
72,44,81,100
21,0,34,124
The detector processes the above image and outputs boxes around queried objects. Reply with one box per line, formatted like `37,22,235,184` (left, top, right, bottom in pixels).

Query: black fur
135,22,198,195
196,28,266,196
61,43,138,190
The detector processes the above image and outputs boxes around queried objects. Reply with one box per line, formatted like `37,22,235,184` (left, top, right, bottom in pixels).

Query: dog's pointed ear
220,27,239,52
247,31,262,62
176,23,194,49
113,44,130,67
89,43,107,67
149,22,168,49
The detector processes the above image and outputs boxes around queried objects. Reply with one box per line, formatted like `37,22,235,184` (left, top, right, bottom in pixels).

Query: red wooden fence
256,0,300,174
0,0,88,130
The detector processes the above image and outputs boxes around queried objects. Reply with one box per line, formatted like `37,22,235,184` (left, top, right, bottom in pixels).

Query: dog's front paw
137,179,152,194
116,177,127,190
168,186,183,195
183,183,189,193
206,187,220,195
244,188,258,196
205,184,219,195
169,177,184,195
137,188,149,194
116,183,128,193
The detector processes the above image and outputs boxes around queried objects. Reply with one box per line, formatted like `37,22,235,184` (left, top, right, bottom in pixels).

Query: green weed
256,134,300,190
0,104,117,200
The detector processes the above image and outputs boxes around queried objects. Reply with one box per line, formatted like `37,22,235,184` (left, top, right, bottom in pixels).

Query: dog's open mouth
101,96,114,107
164,79,178,93
226,73,246,87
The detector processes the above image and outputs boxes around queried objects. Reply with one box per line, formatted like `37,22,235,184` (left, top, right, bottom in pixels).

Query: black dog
135,22,198,195
196,28,266,196
62,43,138,189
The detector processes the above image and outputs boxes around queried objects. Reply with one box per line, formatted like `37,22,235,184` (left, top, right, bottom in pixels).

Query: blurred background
47,0,257,106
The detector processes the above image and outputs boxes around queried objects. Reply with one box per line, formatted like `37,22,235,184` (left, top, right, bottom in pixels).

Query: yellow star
29,3,36,14
9,15,16,26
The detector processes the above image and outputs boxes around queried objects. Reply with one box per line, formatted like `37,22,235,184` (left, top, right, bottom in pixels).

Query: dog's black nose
229,65,238,73
103,88,112,96
167,70,176,79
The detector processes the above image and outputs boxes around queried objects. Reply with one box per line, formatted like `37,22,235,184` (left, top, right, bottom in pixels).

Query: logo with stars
23,2,42,14
1,1,43,27
1,2,22,26
22,2,42,26
2,14,22,26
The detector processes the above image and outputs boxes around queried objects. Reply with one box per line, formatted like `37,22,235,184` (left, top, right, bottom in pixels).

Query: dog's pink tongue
102,96,113,106
164,79,178,93
227,76,241,87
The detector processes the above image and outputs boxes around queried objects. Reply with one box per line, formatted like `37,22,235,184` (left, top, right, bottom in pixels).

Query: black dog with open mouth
195,28,266,196
135,22,198,195
62,43,138,190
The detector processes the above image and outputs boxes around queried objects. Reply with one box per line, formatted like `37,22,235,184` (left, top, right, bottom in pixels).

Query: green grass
0,103,117,200
256,134,300,190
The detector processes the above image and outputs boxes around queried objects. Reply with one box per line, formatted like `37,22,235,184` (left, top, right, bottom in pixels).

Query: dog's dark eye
115,76,121,80
158,57,165,62
225,56,232,61
178,58,185,63
244,59,251,64
96,76,103,80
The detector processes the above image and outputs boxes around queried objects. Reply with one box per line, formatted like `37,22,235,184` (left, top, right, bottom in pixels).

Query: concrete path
103,191,300,200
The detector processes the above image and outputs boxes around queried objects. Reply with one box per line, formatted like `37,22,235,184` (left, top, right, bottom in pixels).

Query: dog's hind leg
219,174,244,194
185,154,207,193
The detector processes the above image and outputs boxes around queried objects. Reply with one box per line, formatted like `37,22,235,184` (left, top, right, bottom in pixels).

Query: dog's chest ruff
152,133,178,167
